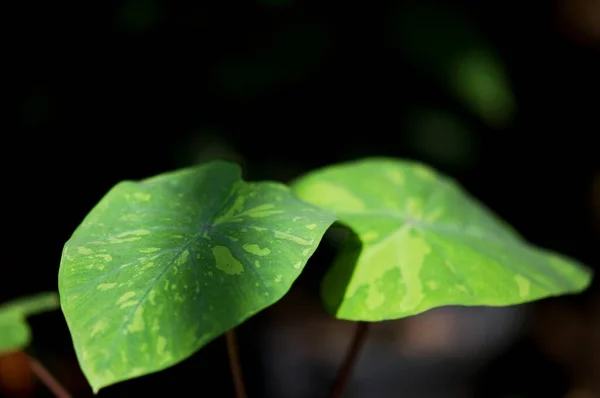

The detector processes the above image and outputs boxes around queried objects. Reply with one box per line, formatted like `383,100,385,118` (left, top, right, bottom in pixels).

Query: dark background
2,0,599,396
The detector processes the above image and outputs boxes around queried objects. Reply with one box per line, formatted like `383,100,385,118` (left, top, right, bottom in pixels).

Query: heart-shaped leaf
59,160,335,393
0,292,59,355
292,157,593,321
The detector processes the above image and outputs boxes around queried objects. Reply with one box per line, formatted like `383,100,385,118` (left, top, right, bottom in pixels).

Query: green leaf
59,160,335,393
0,292,60,355
291,157,593,321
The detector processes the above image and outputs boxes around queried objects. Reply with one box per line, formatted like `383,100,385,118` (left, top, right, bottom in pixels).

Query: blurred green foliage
390,2,516,128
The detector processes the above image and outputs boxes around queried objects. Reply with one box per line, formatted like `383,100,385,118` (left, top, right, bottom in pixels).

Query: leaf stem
225,328,247,398
328,322,370,398
27,355,72,398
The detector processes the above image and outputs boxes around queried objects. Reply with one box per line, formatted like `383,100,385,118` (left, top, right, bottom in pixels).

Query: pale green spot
212,246,244,275
133,192,151,201
109,229,152,244
274,231,313,246
243,244,271,256
302,248,310,256
176,250,189,265
398,234,430,310
293,261,302,269
108,236,141,244
296,182,365,212
97,283,117,291
306,224,317,230
156,336,167,355
95,254,113,262
116,291,136,305
346,227,429,311
129,367,144,377
128,307,145,333
138,261,155,272
274,274,282,283
292,216,302,222
119,300,138,309
140,247,161,253
148,290,157,305
91,319,109,338
213,196,245,224
361,231,379,242
78,247,93,255
247,210,283,218
366,284,385,310
386,169,404,184
514,274,530,297
254,260,260,268
240,204,283,218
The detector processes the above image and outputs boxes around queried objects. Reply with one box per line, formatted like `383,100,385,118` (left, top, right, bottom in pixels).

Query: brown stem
27,355,72,398
225,329,247,398
328,322,370,398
